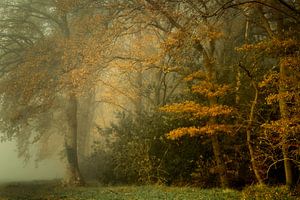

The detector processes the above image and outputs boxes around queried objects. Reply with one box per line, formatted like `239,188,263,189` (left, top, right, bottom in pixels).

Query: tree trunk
258,5,293,187
209,93,228,188
59,14,85,186
242,18,263,184
65,94,85,186
246,81,264,185
135,68,143,117
78,90,96,159
135,29,143,119
282,142,293,187
205,39,228,188
211,135,228,187
279,64,293,187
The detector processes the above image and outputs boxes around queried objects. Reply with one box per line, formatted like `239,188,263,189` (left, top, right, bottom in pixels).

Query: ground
0,180,241,200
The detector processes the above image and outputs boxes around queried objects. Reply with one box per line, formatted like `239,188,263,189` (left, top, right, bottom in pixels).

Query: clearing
0,181,240,200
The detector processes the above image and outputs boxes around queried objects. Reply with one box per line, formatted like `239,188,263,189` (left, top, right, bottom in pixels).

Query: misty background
0,0,299,193
0,140,64,183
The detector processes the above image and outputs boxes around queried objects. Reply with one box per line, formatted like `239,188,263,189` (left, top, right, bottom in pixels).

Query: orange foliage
167,124,232,140
161,67,234,139
191,25,224,43
160,101,234,119
240,35,300,138
259,71,279,88
192,82,231,98
183,70,207,81
262,117,300,135
236,38,299,56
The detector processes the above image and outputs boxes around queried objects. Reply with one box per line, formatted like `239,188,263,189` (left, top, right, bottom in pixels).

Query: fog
0,140,64,183
0,1,299,197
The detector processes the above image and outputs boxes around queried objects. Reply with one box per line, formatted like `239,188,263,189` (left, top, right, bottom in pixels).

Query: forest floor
0,180,241,200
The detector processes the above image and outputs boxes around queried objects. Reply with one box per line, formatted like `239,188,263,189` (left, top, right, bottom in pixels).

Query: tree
237,0,300,187
0,0,115,185
160,72,234,187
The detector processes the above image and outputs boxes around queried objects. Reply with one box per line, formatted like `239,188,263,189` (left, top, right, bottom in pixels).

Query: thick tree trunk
65,94,85,186
55,11,85,186
78,91,96,158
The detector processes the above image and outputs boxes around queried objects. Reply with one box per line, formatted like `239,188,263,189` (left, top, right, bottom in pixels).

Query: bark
211,134,228,187
144,1,229,187
206,39,228,188
154,70,163,106
242,17,264,184
242,18,264,184
59,14,85,186
235,67,241,105
78,90,96,158
279,64,293,187
246,81,264,185
209,95,228,188
135,68,143,117
135,29,143,120
65,94,85,186
277,12,293,188
258,5,293,187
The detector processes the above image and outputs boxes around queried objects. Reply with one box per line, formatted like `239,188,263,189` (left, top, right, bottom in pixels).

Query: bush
89,111,215,185
241,185,296,200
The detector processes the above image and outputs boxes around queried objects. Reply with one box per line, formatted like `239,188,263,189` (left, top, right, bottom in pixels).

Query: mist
0,140,64,183
0,0,299,199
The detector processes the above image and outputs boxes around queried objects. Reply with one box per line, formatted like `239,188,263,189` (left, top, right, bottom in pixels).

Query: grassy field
0,181,298,200
0,181,241,200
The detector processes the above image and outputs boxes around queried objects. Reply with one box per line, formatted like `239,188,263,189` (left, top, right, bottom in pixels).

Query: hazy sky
0,140,64,183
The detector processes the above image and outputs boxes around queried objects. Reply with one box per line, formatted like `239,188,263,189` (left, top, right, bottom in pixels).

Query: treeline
0,0,299,188
84,0,300,188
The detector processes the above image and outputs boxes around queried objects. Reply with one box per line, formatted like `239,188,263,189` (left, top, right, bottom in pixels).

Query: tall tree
238,0,300,187
135,0,240,187
0,0,115,185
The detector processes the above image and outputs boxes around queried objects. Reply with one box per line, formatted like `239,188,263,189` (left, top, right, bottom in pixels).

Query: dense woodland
0,0,299,190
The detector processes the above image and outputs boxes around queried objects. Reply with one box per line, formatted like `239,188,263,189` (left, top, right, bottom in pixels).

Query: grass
1,181,298,200
0,181,241,200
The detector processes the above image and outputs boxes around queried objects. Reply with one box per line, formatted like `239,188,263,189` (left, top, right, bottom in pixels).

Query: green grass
0,181,240,200
1,181,298,200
